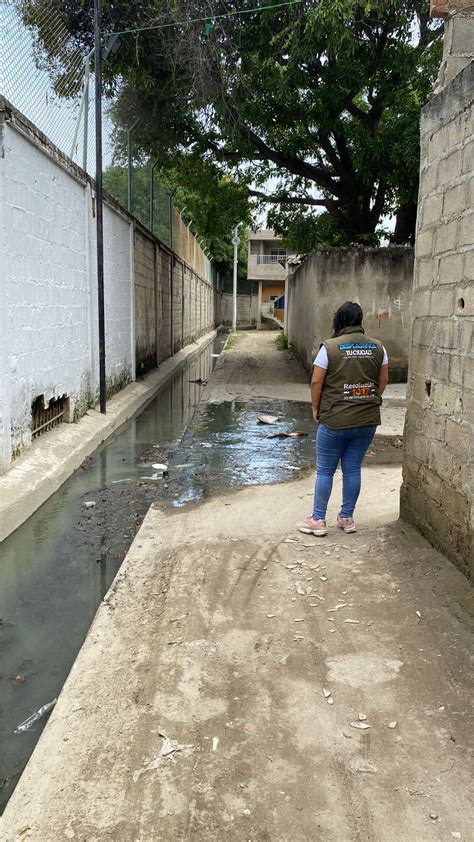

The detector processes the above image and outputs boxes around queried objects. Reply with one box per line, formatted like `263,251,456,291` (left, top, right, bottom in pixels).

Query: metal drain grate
31,395,67,439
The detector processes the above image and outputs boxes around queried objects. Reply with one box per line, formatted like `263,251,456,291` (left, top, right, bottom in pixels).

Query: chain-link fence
0,0,184,253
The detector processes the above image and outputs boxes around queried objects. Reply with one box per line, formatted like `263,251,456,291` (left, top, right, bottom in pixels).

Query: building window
250,242,260,254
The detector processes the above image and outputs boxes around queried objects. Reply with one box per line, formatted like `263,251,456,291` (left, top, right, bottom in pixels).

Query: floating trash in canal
256,413,280,424
14,699,57,734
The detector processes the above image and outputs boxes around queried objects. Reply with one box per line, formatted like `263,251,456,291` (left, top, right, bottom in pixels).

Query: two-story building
247,230,287,328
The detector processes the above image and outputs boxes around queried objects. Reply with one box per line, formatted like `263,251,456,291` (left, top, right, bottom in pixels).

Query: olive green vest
318,326,385,429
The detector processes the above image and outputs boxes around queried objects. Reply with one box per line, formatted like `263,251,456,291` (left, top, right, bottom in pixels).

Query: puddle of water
0,343,218,810
166,400,315,507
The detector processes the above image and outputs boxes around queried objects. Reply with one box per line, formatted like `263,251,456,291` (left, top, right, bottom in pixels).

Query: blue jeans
312,423,376,520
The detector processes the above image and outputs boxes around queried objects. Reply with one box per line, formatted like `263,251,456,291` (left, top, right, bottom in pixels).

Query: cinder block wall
134,229,216,376
401,61,473,577
217,293,258,326
0,98,218,471
287,247,414,380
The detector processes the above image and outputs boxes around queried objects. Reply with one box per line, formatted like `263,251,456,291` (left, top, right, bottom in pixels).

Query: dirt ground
2,332,472,842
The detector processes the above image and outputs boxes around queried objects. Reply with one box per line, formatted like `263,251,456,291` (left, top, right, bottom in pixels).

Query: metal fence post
127,119,139,212
149,159,158,233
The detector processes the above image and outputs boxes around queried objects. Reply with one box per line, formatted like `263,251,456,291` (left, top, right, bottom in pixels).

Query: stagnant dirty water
0,337,403,810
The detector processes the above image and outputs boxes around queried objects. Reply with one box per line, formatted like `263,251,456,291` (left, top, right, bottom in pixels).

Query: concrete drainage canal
0,335,403,811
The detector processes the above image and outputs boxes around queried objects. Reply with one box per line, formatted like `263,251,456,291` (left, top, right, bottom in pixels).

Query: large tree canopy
20,0,442,247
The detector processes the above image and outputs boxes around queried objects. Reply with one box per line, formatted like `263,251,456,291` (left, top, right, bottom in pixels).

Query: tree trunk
391,202,417,246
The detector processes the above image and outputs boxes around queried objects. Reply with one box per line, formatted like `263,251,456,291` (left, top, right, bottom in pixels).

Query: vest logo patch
343,381,377,400
339,342,378,358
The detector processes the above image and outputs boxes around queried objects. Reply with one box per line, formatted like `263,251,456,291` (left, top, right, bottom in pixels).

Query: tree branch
249,189,329,206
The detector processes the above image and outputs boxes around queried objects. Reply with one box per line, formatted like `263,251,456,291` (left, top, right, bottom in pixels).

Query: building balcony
247,253,287,281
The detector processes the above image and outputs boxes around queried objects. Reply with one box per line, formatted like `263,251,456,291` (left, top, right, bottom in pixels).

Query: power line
108,0,305,38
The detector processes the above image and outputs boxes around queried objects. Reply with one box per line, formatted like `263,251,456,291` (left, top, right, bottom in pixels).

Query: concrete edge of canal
0,330,219,544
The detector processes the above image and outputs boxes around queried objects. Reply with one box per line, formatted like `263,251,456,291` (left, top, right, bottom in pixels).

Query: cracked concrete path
2,473,472,841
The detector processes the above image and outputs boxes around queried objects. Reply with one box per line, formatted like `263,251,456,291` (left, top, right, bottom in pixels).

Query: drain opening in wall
31,394,69,439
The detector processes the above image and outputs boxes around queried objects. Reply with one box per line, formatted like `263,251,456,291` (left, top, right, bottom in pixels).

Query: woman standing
298,302,389,537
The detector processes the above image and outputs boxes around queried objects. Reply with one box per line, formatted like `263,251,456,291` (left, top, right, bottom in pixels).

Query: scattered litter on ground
14,698,57,734
350,721,370,730
416,610,422,619
358,713,367,721
389,721,398,729
451,833,461,839
320,575,328,582
351,759,377,774
283,538,299,544
344,619,360,624
211,353,220,358
293,635,304,641
266,613,275,619
257,413,280,424
294,618,305,622
167,638,184,646
255,635,272,652
132,731,194,781
212,737,219,751
327,603,348,612
169,614,187,623
84,501,96,509
152,463,168,471
429,813,438,821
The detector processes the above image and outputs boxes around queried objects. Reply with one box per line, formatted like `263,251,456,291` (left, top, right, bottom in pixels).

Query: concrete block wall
287,247,414,379
217,294,259,326
401,61,473,577
133,230,216,375
0,98,217,472
0,110,134,467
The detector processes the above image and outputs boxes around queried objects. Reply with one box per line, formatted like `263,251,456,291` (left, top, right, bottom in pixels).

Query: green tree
20,0,442,246
103,163,249,284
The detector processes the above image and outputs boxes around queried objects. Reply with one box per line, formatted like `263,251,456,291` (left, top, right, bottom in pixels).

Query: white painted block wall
0,119,134,472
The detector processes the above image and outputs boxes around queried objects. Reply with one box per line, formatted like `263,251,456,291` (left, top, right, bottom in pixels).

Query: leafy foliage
19,0,443,246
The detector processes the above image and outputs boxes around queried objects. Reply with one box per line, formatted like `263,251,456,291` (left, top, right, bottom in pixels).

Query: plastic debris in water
14,698,57,734
267,431,308,439
257,413,280,424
